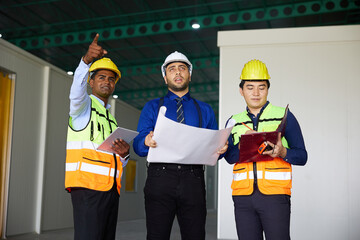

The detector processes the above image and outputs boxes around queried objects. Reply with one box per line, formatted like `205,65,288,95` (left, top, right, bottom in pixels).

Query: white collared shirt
69,58,128,166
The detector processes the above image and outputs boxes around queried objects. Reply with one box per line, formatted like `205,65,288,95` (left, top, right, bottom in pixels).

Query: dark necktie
175,97,184,123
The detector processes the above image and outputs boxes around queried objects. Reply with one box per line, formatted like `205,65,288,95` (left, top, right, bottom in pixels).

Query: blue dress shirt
133,91,218,157
223,101,307,166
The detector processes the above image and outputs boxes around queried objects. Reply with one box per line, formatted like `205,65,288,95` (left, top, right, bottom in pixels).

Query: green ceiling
1,0,359,114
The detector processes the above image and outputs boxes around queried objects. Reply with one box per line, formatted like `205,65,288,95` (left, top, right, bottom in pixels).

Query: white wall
0,39,51,235
0,38,145,236
217,25,360,240
41,68,73,231
115,101,146,221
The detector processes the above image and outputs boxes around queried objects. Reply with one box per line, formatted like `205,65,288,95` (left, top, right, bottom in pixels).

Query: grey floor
5,211,219,240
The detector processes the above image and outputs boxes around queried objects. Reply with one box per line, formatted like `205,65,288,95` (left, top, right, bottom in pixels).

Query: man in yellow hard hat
65,33,130,240
223,59,307,240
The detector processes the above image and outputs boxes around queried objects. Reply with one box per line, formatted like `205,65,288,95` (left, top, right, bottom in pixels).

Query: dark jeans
233,188,291,240
144,163,206,240
71,186,119,240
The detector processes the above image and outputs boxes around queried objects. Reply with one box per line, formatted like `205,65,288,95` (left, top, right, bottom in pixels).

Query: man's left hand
262,132,287,158
218,141,229,154
111,139,130,158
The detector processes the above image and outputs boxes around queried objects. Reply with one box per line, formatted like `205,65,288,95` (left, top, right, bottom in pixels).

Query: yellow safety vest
231,103,292,196
65,95,123,194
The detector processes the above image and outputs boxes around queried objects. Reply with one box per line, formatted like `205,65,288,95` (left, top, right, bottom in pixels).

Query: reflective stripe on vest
67,140,117,153
67,140,99,150
230,103,292,196
233,171,291,181
66,162,119,178
265,171,291,180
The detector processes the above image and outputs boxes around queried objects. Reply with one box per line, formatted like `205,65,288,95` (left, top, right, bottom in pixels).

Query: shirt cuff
81,57,92,67
73,58,91,85
120,154,130,167
283,148,290,162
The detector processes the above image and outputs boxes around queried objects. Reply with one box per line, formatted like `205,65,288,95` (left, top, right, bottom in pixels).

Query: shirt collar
91,94,111,109
247,101,269,118
166,91,191,101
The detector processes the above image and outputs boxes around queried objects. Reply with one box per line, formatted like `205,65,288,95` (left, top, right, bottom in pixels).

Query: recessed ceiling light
67,71,73,76
113,95,118,99
192,23,200,29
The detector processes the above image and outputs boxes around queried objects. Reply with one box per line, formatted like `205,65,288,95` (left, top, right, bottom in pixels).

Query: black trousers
71,186,120,240
233,188,291,240
144,163,207,240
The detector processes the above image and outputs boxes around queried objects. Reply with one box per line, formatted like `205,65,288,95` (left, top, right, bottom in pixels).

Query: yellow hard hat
240,59,270,80
88,57,121,83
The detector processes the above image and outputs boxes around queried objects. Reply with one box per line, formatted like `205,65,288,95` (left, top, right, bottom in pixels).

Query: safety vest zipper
102,125,105,140
90,121,94,141
250,110,263,189
106,109,118,188
106,109,113,132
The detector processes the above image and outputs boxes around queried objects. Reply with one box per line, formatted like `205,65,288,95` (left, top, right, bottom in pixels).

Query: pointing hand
83,33,108,64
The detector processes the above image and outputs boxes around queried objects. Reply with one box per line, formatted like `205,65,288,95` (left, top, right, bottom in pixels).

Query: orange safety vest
230,103,292,196
65,95,123,194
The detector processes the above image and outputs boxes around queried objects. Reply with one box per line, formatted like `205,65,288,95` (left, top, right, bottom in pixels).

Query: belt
147,162,204,170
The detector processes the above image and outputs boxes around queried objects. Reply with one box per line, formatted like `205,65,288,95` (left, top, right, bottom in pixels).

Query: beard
166,77,190,92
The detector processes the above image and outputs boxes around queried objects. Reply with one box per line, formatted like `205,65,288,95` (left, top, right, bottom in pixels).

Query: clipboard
238,105,288,163
97,127,139,154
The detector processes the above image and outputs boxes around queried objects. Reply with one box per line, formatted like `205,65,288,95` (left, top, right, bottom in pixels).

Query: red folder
238,105,288,163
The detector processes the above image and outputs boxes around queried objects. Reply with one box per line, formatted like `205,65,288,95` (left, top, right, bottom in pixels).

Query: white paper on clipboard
97,127,139,154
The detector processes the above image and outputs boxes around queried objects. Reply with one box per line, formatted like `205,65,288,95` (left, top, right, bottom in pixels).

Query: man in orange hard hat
223,59,307,240
65,33,130,240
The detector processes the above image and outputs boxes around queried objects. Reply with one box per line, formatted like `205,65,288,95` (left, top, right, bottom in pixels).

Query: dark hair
90,69,118,81
165,61,190,69
90,70,99,80
164,61,190,76
239,80,270,89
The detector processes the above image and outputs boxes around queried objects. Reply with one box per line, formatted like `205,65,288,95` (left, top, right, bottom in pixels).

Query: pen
241,122,253,131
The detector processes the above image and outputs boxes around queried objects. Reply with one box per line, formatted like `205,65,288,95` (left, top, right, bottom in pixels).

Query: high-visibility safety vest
65,95,123,194
230,103,292,196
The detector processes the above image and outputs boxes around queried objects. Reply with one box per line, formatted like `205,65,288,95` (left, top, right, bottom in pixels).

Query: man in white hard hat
134,51,228,240
223,59,307,240
65,33,130,240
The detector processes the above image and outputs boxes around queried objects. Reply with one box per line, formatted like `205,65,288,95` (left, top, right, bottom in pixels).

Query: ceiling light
113,95,118,99
0,34,2,38
192,23,200,29
67,71,73,76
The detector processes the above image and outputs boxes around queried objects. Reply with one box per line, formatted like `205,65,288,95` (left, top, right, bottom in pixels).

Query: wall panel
115,101,146,221
0,40,47,235
41,69,73,231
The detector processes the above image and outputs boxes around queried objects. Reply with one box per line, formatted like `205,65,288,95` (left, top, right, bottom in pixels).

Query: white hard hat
161,51,193,77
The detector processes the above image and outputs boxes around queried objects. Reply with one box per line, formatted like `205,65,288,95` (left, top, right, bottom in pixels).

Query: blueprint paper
147,106,234,166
